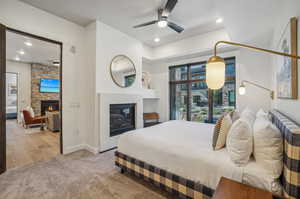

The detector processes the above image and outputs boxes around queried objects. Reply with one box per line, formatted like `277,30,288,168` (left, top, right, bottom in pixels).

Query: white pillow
230,110,240,122
253,117,283,179
256,109,269,120
26,106,35,118
227,118,253,166
240,107,255,125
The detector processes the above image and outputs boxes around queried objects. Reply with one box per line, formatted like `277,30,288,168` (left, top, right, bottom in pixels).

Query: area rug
0,150,173,199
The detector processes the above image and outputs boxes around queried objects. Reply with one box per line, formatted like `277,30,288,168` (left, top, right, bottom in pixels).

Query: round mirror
110,55,136,88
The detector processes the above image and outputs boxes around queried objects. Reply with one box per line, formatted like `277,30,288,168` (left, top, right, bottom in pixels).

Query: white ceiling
6,31,60,66
18,0,300,50
20,0,225,47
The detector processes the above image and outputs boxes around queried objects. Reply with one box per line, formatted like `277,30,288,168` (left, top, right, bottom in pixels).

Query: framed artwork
277,17,298,99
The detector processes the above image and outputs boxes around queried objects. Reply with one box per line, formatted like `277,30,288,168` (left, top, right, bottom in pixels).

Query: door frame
0,24,6,174
0,26,64,174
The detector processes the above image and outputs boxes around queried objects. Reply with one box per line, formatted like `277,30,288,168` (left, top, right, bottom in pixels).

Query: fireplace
41,100,59,115
110,103,136,137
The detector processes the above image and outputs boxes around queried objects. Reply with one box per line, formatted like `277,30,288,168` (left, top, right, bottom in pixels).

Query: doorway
6,72,18,120
0,25,63,173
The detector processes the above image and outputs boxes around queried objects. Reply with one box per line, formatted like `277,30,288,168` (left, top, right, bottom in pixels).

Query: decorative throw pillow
253,117,283,178
226,118,253,166
256,109,269,120
212,113,232,150
26,106,35,118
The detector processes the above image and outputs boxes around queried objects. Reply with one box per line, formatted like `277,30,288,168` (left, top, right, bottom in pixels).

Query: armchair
22,110,45,129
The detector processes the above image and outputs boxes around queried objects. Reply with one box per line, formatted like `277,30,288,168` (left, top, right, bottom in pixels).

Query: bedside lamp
206,41,300,90
239,80,274,99
239,83,246,95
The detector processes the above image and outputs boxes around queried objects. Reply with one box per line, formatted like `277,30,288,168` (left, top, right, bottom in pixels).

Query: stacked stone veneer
31,64,59,116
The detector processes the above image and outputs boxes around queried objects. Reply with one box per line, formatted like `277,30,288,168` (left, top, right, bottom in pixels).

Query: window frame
169,57,236,123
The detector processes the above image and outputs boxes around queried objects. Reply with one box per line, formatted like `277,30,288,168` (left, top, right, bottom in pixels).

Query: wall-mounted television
40,78,60,93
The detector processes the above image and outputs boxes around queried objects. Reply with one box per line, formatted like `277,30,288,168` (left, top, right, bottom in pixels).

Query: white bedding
118,120,282,193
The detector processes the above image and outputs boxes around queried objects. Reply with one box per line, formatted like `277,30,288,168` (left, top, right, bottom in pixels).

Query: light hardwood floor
6,120,60,169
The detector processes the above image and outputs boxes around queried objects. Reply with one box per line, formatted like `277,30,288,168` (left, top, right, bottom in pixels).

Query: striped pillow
212,113,233,150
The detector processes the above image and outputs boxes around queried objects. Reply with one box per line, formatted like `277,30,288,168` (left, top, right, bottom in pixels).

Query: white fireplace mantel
96,93,143,152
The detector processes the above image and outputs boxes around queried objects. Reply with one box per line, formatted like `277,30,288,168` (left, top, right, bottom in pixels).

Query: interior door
0,24,6,174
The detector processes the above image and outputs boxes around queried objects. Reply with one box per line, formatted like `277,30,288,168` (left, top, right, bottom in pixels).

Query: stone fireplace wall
31,64,60,115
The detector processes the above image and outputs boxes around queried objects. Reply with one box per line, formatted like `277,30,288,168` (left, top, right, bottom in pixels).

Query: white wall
0,0,87,154
144,50,272,122
6,61,31,121
96,21,143,93
271,3,300,124
82,22,97,152
84,21,144,151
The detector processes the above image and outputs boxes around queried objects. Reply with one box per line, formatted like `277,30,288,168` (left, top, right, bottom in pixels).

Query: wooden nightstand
212,177,284,199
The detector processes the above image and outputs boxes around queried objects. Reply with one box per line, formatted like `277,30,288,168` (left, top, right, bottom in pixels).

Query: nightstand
212,177,284,199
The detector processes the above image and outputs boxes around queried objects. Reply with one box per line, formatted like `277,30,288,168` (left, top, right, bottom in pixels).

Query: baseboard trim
64,144,85,154
84,144,99,154
64,144,99,154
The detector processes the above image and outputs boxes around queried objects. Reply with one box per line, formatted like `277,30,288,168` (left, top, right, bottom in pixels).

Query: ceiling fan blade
133,20,157,28
168,22,184,33
163,0,178,16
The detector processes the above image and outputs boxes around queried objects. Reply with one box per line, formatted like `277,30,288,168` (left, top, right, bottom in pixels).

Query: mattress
118,120,282,194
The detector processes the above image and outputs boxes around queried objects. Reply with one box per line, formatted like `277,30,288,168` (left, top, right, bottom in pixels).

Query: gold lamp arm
214,40,300,59
241,80,275,99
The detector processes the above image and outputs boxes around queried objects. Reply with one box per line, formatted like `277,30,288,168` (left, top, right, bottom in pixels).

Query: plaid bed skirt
115,151,214,199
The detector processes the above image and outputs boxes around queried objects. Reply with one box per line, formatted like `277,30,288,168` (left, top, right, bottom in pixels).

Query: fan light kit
158,20,168,28
133,0,184,33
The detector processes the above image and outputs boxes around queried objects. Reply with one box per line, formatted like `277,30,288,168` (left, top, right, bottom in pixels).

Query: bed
115,110,300,199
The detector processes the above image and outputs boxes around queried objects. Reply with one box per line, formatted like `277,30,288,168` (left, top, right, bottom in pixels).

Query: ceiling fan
133,0,184,33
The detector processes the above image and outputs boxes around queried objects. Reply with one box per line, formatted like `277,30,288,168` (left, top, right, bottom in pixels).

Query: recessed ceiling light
15,56,20,61
18,50,25,55
216,18,223,24
157,20,168,28
24,41,32,47
52,60,60,66
154,38,160,43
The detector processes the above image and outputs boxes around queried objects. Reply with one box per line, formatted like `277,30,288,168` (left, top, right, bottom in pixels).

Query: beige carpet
0,150,174,199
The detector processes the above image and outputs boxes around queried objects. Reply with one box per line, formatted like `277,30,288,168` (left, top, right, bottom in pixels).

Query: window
169,57,236,123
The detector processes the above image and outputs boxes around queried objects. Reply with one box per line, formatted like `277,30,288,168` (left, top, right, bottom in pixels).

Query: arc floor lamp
206,40,300,92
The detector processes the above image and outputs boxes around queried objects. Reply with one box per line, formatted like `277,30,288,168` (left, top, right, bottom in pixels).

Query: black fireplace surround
41,100,59,115
110,103,136,137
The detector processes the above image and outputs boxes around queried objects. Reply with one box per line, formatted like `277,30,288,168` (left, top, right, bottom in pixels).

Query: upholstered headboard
270,110,300,199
